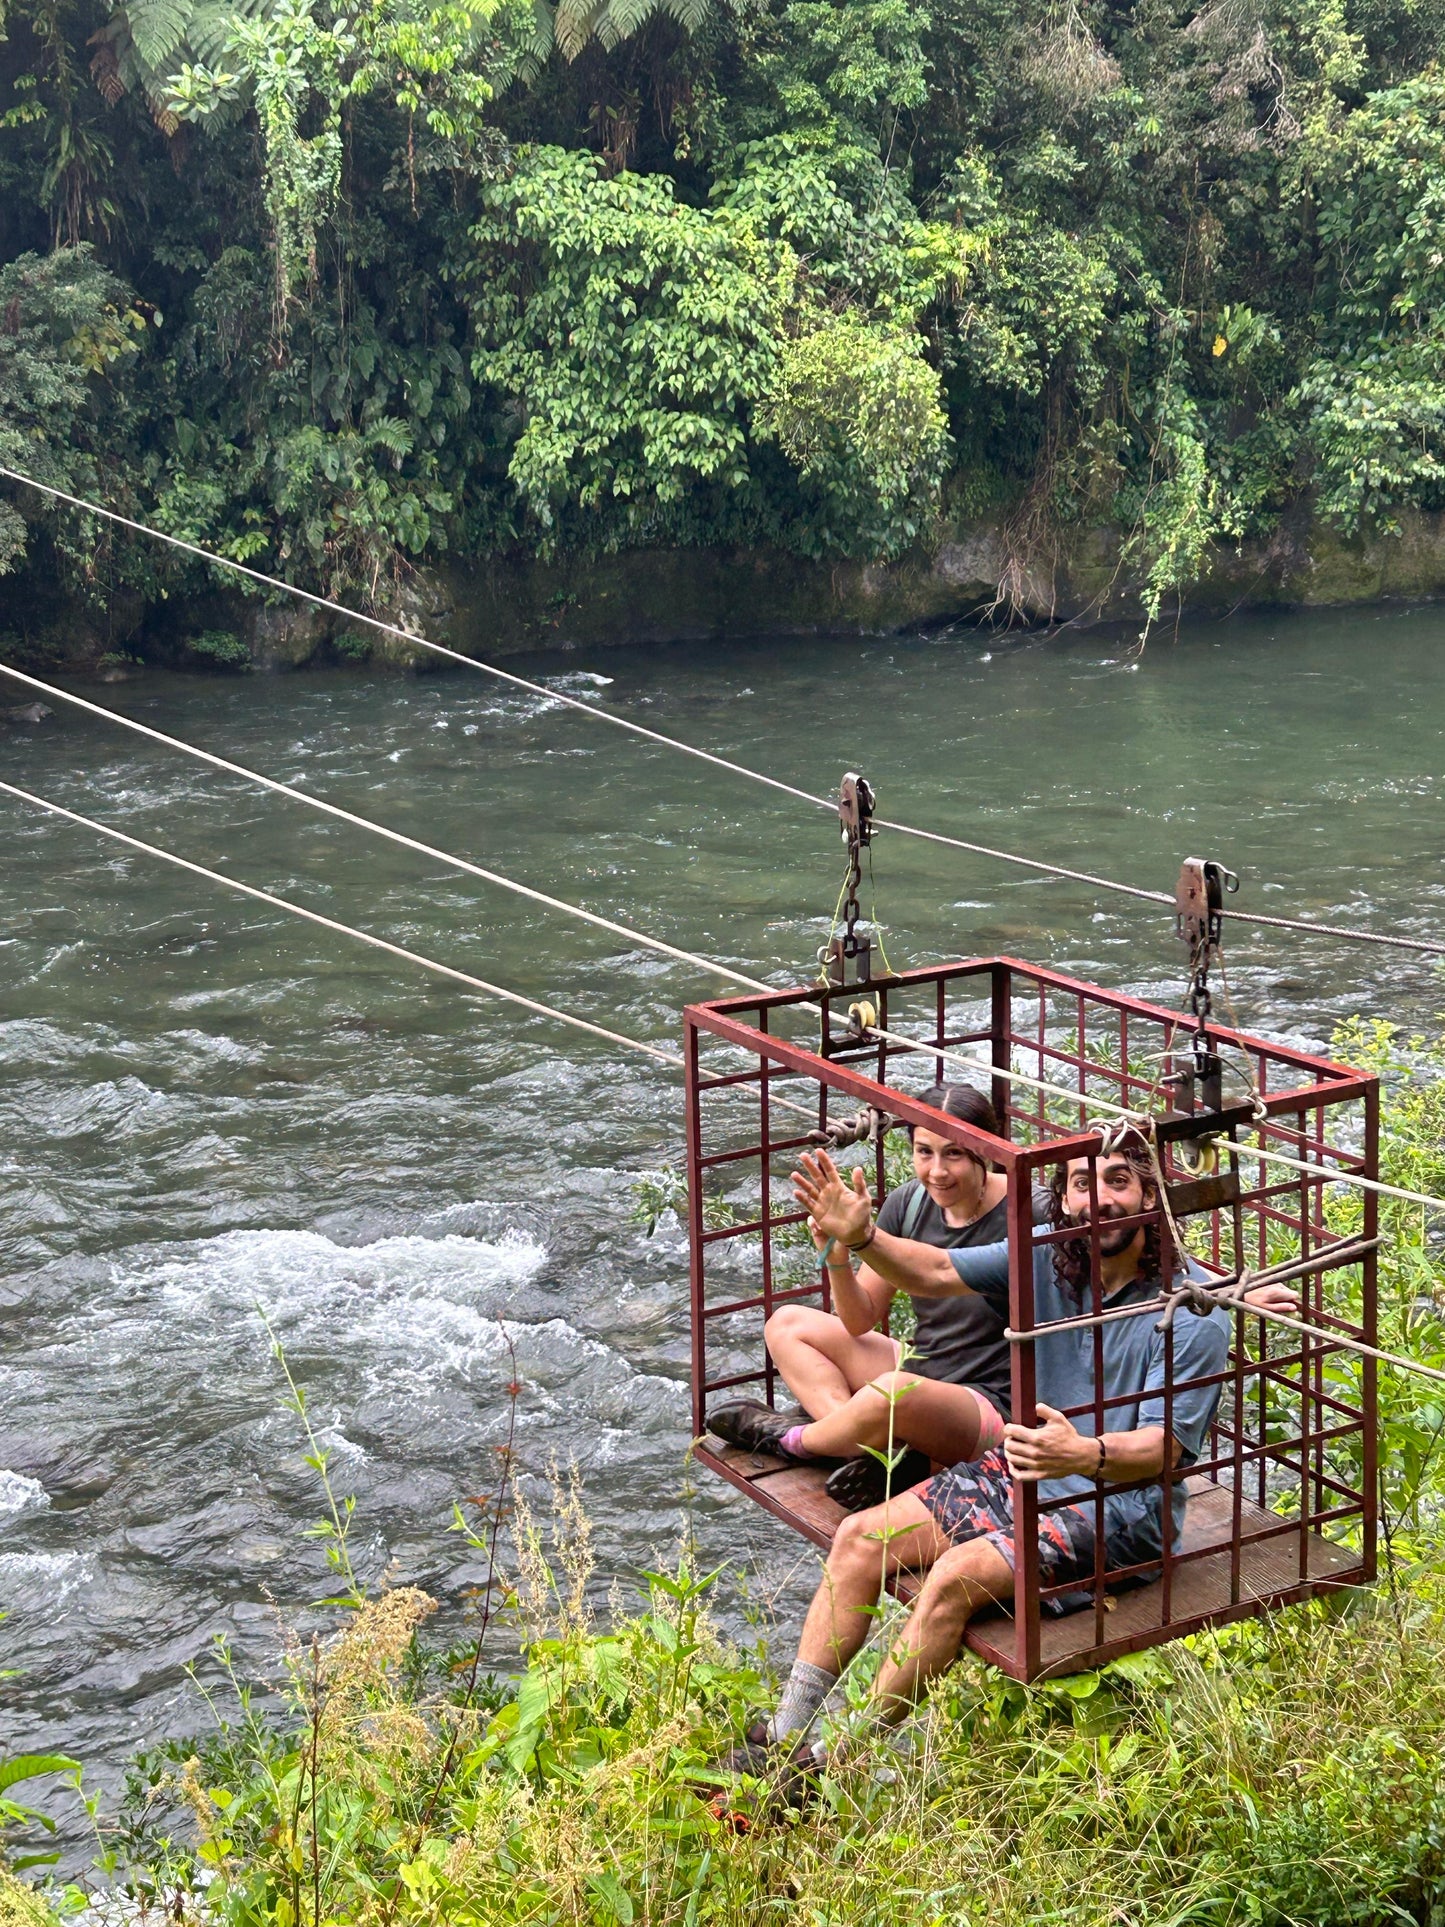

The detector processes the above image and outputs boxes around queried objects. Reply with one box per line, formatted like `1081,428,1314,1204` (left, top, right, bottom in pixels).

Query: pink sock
780,1425,818,1460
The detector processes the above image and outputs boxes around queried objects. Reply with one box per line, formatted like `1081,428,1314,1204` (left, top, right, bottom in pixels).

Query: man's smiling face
1062,1152,1154,1256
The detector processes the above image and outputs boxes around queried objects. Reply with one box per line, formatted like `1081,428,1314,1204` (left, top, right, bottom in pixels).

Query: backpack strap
898,1179,930,1242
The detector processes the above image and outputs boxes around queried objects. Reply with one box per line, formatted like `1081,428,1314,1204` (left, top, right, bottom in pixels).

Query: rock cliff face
10,506,1445,672
436,507,1445,656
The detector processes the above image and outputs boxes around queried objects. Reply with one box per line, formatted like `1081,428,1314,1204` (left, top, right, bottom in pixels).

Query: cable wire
0,661,771,997
0,777,835,1123
6,464,1442,958
0,779,684,1065
844,1013,1445,1217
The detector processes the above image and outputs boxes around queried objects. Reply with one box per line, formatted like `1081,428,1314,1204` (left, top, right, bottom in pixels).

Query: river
2,603,1442,1843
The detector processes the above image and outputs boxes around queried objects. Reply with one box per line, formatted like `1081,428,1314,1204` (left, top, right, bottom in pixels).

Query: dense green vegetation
4,0,1445,639
6,1021,1445,1923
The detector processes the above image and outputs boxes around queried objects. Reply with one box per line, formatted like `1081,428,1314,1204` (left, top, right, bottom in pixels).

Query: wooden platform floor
697,1436,1366,1679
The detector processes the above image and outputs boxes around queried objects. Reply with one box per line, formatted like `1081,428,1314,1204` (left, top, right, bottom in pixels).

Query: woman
706,1084,1018,1510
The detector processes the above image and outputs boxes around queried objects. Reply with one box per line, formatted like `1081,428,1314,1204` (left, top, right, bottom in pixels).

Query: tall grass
8,1022,1445,1925
55,1507,1445,1927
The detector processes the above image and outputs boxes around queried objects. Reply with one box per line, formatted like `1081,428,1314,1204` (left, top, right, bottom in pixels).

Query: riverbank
18,1524,1445,1927
9,503,1445,676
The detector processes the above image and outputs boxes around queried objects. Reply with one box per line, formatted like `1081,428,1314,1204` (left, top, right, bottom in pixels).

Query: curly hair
1045,1139,1163,1301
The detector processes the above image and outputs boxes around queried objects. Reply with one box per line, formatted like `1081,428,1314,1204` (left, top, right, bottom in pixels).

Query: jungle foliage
4,0,1445,625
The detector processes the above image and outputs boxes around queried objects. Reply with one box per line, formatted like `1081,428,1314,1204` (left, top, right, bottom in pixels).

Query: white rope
846,1015,1445,1218
0,779,683,1065
0,661,771,997
1227,1135,1445,1216
6,464,1442,957
1222,1295,1445,1387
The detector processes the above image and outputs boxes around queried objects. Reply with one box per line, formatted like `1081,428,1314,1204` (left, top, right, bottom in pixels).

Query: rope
0,661,771,997
0,780,684,1065
5,465,1442,958
1004,1239,1445,1389
842,1010,1445,1219
0,777,837,1124
1227,1135,1445,1216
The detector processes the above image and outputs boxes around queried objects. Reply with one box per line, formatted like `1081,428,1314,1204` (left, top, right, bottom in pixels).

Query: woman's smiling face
912,1123,987,1212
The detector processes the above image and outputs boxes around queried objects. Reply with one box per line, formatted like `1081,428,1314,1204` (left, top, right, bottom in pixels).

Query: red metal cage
685,957,1379,1682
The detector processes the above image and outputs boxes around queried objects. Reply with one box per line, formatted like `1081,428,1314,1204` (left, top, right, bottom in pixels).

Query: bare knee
865,1369,921,1399
827,1510,880,1579
765,1303,830,1354
913,1543,1009,1629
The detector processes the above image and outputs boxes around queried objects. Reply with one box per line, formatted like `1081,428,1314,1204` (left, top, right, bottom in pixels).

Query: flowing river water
2,603,1443,1843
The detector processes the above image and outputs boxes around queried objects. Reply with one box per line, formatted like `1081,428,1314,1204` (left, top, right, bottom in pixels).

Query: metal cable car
685,791,1378,1682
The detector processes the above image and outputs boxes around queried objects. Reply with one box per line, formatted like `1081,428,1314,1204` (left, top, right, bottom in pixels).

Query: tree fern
533,0,712,65
124,0,195,72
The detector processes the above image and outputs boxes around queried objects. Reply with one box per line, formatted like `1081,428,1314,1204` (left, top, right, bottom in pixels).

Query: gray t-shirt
874,1180,1013,1417
946,1239,1229,1563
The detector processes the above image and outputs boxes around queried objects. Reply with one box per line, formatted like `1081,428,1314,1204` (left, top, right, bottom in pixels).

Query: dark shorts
920,1447,1098,1591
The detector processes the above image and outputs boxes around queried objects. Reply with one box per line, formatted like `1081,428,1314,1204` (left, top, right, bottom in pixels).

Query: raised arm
790,1150,965,1301
808,1217,894,1336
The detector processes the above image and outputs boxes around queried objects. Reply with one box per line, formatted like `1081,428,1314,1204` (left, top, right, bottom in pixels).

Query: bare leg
765,1304,898,1420
870,1538,1014,1721
798,1371,989,1465
795,1492,954,1675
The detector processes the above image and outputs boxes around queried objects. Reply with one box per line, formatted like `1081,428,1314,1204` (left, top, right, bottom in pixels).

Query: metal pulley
1170,856,1238,1121
820,772,877,990
837,772,875,851
1175,857,1238,975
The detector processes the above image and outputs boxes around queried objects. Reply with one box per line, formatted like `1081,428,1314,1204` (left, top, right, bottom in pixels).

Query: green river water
1,603,1442,1837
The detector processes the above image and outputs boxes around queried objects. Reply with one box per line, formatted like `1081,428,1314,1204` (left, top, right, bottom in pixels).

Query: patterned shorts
920,1447,1098,1591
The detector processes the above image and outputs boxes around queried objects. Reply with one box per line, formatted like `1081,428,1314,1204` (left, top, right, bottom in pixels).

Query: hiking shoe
706,1400,802,1456
824,1448,933,1511
708,1724,821,1819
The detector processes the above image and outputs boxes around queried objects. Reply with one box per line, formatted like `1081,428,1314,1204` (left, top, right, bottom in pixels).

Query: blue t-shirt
946,1239,1229,1564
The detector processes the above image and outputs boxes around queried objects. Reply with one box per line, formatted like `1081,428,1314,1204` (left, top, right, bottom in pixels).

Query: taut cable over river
2,609,1444,1836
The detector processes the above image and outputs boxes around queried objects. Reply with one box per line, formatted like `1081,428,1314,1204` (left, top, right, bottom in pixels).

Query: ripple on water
0,1549,91,1608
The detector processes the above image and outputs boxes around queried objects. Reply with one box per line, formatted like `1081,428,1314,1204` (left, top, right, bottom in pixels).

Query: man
722,1136,1296,1778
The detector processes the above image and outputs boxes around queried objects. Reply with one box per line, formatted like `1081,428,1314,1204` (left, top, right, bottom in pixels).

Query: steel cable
10,786,1445,1375
0,777,846,1122
844,1013,1445,1216
0,660,772,997
0,778,686,1064
4,464,1442,957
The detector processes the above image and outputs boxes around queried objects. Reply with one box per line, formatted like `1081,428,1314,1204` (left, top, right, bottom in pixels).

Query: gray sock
766,1659,837,1743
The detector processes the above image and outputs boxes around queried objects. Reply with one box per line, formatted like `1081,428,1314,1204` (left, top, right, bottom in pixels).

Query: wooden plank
697,1439,1366,1679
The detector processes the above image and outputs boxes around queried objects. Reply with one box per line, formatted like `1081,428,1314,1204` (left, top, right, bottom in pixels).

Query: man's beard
1066,1207,1139,1257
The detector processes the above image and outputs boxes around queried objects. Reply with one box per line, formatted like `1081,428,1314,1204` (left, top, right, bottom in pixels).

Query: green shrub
186,629,251,670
